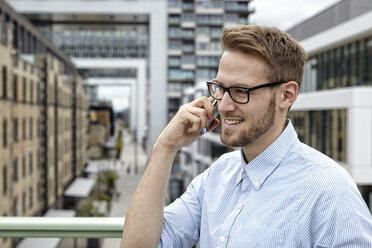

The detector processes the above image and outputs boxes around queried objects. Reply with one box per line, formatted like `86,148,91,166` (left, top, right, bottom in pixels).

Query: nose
218,91,236,113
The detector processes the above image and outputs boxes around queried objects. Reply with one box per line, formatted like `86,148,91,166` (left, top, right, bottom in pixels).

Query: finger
183,112,202,133
192,97,215,120
185,106,208,131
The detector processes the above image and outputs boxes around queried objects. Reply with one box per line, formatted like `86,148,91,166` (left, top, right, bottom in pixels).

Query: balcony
225,3,249,13
182,2,195,11
195,0,223,14
196,15,223,26
0,217,124,238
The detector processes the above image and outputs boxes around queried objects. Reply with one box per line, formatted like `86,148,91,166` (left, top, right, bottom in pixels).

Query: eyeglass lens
208,83,249,103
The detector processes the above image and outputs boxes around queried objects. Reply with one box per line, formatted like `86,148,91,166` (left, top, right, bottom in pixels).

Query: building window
196,56,220,67
302,36,372,92
1,14,9,45
2,66,7,98
22,156,26,178
38,117,41,137
168,69,194,81
13,158,18,182
29,117,33,139
29,152,33,175
13,197,18,216
169,15,180,25
13,74,17,101
22,118,26,140
30,80,33,103
2,166,7,195
29,187,33,208
2,119,6,147
37,82,41,104
169,40,182,50
168,56,181,67
13,118,18,142
168,0,180,8
23,77,27,103
288,109,347,162
37,149,41,170
22,191,26,214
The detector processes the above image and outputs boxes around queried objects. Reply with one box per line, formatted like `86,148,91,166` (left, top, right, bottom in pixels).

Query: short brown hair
221,25,307,88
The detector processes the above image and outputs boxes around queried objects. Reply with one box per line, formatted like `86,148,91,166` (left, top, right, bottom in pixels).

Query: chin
220,130,250,147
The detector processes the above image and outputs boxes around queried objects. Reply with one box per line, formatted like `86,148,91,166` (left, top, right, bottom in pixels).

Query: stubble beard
220,96,276,147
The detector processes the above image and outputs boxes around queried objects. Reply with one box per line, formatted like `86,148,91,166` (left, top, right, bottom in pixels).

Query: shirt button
219,236,226,243
254,181,260,187
238,203,243,209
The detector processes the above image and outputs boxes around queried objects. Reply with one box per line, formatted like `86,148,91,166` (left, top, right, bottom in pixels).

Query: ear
279,81,298,110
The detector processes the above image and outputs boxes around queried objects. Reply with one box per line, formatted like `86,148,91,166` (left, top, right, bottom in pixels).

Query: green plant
77,190,111,217
99,170,119,189
77,199,93,217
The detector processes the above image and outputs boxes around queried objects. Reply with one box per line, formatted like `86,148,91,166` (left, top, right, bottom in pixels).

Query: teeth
225,119,243,125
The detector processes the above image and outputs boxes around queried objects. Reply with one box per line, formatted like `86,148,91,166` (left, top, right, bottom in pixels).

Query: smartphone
200,100,219,134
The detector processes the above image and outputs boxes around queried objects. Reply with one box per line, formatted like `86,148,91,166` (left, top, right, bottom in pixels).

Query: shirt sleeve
158,167,211,248
297,166,372,247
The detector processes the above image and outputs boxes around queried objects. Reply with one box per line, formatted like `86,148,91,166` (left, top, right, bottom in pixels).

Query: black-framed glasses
207,81,286,104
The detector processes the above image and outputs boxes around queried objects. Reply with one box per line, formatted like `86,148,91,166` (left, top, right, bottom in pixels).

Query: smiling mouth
224,119,243,125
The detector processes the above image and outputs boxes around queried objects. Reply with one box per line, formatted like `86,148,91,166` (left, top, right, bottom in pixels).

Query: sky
250,0,341,30
100,0,342,111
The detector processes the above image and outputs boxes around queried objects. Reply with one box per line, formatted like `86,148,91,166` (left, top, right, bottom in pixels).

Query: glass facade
301,36,372,93
38,28,148,59
288,109,347,163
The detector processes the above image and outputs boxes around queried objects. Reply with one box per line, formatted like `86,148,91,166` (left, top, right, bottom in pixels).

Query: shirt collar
236,119,298,190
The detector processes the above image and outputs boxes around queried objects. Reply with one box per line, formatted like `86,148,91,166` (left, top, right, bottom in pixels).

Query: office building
287,0,372,211
7,0,168,153
167,0,255,120
0,1,89,247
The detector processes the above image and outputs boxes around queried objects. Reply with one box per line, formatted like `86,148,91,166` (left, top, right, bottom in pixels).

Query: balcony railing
0,217,124,238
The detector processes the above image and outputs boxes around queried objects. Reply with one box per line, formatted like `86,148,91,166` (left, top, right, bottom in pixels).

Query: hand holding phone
200,100,219,134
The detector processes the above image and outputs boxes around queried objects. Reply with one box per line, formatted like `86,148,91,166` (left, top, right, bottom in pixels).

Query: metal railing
0,217,124,238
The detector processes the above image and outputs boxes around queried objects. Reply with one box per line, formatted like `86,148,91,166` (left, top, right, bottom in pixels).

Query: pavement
101,129,148,248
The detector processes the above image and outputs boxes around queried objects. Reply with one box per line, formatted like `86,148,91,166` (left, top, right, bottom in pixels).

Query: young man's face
215,50,278,148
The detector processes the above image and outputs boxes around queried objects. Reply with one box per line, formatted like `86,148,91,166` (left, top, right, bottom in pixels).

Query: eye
213,84,222,92
232,87,247,95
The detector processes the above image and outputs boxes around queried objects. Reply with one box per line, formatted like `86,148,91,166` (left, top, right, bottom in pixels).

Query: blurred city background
0,0,371,247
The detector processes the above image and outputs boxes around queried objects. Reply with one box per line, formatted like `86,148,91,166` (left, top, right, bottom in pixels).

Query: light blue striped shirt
159,121,372,247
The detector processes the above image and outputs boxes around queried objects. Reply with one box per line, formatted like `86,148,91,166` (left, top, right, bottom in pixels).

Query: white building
288,0,372,209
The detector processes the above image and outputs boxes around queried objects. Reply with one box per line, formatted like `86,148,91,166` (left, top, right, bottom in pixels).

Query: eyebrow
212,79,252,88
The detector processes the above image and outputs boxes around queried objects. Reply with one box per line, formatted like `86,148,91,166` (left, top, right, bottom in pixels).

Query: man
121,25,372,247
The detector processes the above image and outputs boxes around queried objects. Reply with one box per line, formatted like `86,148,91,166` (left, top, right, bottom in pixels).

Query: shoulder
291,143,367,217
209,150,241,174
189,150,240,185
214,150,241,165
291,143,355,195
284,141,364,210
294,145,372,246
291,142,340,170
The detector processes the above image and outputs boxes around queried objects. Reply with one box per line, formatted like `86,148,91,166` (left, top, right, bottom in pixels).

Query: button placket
216,199,244,248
